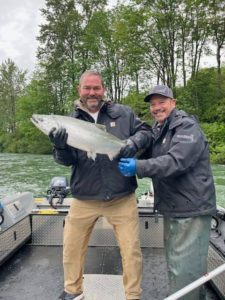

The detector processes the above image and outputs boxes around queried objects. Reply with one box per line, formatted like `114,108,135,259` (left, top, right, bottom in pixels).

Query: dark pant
164,216,211,300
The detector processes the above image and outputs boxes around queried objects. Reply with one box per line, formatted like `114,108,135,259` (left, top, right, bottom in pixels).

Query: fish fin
95,124,106,131
107,154,114,161
87,151,97,161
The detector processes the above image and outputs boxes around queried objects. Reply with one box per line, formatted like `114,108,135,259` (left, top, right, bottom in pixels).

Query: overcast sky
0,0,46,73
0,0,118,75
0,0,218,76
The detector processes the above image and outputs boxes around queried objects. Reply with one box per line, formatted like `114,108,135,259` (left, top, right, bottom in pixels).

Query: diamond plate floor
0,246,220,300
83,274,125,300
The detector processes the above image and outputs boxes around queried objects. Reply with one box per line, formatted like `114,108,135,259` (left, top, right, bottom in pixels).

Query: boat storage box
0,192,33,265
31,208,164,248
0,192,34,229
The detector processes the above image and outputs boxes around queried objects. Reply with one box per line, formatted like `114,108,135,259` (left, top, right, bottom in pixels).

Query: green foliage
176,67,225,122
122,91,153,124
0,72,72,154
0,130,52,154
0,0,225,165
0,59,26,133
112,6,146,83
201,122,225,164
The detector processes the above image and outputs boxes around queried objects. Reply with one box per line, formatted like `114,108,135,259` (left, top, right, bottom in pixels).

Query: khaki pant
63,193,142,300
164,216,211,300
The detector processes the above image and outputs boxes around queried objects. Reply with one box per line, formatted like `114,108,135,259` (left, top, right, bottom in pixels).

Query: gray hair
79,70,105,87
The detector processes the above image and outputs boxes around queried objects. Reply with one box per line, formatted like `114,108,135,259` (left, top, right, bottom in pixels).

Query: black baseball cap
144,85,174,102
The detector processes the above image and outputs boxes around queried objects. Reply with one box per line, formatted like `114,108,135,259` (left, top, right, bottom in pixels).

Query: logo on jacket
176,134,194,143
110,122,116,127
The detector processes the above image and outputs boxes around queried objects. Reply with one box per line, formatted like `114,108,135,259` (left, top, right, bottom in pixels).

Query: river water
0,153,225,207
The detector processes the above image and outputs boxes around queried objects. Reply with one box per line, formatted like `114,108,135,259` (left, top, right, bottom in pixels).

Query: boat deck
0,245,220,300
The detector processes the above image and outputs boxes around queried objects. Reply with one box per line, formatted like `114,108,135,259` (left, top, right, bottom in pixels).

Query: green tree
37,0,109,111
112,5,146,94
208,0,225,76
176,67,225,123
0,59,26,133
201,122,225,164
37,0,83,113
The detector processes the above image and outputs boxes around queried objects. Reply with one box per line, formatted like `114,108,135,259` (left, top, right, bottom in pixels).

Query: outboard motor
46,176,70,208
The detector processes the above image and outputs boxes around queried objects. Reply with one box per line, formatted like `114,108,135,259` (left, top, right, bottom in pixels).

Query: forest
0,0,225,163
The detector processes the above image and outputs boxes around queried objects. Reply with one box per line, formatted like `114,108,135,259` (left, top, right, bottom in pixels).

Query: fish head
31,114,59,135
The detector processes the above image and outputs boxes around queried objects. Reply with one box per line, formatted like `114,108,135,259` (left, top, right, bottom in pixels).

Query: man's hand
118,139,138,158
48,127,68,149
118,158,137,177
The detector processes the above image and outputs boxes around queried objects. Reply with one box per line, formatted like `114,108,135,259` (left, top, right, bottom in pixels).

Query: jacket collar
105,101,122,118
168,109,189,130
152,109,189,139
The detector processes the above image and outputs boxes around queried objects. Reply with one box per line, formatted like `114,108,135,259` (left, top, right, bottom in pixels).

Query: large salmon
31,114,125,160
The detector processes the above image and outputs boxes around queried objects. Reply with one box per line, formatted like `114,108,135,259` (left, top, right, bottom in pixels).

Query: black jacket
53,101,152,201
137,109,217,217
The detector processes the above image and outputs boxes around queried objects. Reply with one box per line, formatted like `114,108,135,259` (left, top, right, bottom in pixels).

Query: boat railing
164,263,225,300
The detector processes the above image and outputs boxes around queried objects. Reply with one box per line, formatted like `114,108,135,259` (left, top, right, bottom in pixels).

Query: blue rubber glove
118,158,137,177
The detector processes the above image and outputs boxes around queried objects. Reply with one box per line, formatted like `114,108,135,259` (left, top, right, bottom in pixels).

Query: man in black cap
118,84,217,299
143,85,175,126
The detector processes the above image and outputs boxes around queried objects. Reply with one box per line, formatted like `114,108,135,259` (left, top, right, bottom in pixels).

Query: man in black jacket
118,85,217,300
48,70,151,300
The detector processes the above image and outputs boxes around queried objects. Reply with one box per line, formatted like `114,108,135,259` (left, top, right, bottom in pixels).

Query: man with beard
48,70,152,300
118,84,216,300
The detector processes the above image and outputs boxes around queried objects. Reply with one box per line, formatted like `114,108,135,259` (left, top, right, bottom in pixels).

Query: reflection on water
0,153,225,207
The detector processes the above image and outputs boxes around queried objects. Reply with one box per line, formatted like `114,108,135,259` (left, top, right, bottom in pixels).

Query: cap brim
144,92,173,102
